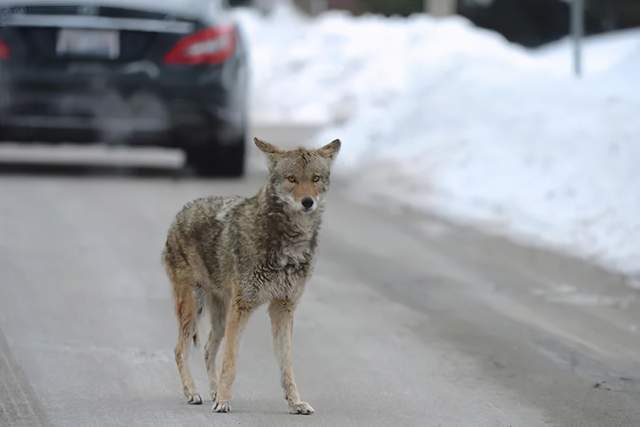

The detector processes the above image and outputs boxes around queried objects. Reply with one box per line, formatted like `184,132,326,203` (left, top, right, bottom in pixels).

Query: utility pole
571,0,584,77
425,0,457,16
309,0,327,15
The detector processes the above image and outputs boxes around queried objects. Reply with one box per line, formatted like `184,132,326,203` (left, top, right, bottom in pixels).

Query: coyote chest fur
162,137,341,415
166,191,319,305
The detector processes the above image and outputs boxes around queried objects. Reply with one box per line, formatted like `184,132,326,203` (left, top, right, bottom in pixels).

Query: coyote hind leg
171,273,203,405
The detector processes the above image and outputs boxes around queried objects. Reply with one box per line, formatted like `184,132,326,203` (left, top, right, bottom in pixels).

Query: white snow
535,28,640,74
234,5,640,275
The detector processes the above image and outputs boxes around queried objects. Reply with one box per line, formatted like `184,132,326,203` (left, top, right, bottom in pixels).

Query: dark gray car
0,0,249,176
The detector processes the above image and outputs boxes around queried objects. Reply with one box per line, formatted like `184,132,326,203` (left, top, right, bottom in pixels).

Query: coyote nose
301,197,314,210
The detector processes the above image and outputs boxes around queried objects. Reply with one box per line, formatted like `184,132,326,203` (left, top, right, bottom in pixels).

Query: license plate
56,29,119,59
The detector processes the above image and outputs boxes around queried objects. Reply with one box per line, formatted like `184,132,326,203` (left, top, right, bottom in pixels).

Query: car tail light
164,26,235,65
0,39,9,60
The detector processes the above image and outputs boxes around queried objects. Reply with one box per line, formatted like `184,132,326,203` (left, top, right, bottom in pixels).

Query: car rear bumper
0,65,247,147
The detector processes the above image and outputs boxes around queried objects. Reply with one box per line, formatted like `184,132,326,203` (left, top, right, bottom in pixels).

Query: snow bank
234,6,640,275
234,6,540,128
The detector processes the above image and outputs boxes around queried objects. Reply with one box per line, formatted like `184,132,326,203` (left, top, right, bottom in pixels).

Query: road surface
1,144,639,426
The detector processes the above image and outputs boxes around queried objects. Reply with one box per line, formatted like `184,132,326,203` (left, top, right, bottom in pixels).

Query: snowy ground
233,5,640,276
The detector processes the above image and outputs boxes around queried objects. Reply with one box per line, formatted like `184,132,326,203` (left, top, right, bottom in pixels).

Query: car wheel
185,138,246,177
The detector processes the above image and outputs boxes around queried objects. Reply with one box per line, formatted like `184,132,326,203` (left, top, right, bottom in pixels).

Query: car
0,0,249,176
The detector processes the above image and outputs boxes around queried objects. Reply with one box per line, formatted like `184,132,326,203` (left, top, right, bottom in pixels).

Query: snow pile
234,6,541,127
234,6,640,275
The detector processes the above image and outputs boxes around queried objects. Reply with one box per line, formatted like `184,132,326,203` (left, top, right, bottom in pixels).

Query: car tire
185,138,246,177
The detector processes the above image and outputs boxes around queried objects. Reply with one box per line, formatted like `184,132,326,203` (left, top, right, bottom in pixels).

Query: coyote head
254,137,341,214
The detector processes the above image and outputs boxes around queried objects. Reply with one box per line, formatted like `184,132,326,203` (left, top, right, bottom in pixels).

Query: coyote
162,137,341,415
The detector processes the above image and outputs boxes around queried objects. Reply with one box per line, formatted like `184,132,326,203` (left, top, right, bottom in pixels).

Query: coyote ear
318,139,341,160
254,137,281,155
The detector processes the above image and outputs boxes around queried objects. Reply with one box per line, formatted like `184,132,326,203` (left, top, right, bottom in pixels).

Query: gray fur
162,137,341,415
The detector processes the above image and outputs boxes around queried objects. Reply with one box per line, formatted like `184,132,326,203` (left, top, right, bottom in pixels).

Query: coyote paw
289,401,314,415
186,393,203,405
212,399,231,413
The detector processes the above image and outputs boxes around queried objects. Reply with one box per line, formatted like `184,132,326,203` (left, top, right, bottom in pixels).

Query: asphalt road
1,144,640,426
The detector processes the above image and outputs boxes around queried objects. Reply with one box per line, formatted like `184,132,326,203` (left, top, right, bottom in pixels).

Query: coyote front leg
269,300,314,415
213,302,251,413
204,294,226,402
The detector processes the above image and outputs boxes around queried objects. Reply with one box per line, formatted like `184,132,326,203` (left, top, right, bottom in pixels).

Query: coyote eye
312,175,321,183
286,175,297,183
